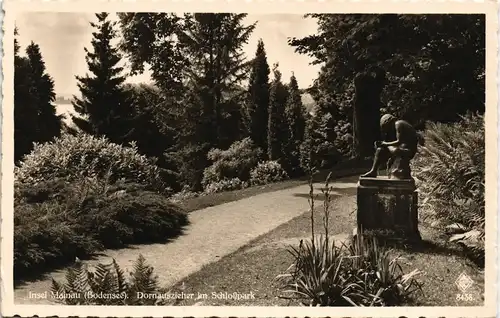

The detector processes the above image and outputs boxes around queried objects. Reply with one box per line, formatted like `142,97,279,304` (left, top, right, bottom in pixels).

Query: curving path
14,176,359,304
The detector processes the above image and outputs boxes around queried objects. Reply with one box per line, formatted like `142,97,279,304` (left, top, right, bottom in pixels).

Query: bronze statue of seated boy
361,114,418,180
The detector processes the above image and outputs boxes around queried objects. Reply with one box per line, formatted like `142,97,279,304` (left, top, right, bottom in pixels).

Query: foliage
290,14,485,155
14,177,188,279
244,39,271,154
169,186,205,203
283,73,307,176
412,113,485,264
122,14,258,190
267,63,289,161
167,143,211,192
122,83,179,181
202,137,262,188
51,255,169,305
204,177,245,194
14,31,62,162
118,13,186,93
72,12,135,145
249,160,288,186
277,171,422,306
300,106,341,171
177,13,256,150
15,133,171,194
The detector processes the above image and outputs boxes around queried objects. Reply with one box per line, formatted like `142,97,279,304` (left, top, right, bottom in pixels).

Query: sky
15,12,322,97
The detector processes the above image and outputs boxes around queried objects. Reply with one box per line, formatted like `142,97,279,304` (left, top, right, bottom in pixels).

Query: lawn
168,192,484,306
178,158,371,212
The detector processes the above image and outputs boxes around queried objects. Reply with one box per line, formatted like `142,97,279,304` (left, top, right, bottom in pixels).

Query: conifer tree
267,63,289,161
25,42,62,143
283,73,306,176
14,30,61,162
72,12,133,144
245,39,270,154
170,13,255,190
14,29,37,162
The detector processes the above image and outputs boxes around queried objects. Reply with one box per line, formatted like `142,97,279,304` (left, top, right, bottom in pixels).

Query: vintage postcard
1,0,498,316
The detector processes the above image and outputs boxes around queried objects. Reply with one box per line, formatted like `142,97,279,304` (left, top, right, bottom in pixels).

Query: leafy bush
169,187,205,203
202,137,262,189
249,160,288,186
51,254,171,305
204,178,245,194
412,113,485,264
16,133,171,194
277,173,422,306
14,177,188,279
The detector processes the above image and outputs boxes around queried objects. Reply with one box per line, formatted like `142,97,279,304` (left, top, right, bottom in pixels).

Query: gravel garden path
14,176,359,304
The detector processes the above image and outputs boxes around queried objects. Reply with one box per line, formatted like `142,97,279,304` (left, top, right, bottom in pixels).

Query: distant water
55,103,76,124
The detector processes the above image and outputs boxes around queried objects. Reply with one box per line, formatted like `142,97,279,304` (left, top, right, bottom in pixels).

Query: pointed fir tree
170,13,255,190
267,63,289,161
72,12,134,144
14,28,38,162
245,39,270,155
25,42,62,143
14,30,62,162
178,13,255,149
283,72,306,176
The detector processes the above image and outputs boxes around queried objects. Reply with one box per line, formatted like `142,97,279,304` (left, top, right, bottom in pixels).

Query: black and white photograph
2,1,498,317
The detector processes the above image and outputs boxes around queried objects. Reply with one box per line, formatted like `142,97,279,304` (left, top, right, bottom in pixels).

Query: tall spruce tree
14,29,38,162
178,13,255,149
14,30,61,162
72,13,133,144
170,13,255,190
25,42,62,143
245,39,270,154
283,73,306,176
267,63,289,161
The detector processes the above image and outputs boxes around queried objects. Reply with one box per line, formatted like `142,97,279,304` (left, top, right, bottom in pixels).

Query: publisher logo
455,272,474,293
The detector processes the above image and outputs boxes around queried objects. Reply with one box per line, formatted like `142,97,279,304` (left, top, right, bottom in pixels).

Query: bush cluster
201,138,291,193
204,178,246,194
412,113,484,264
202,137,262,189
16,133,172,194
14,177,188,279
249,160,288,186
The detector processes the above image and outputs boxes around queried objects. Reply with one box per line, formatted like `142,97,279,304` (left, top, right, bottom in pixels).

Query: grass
168,195,484,306
178,158,371,212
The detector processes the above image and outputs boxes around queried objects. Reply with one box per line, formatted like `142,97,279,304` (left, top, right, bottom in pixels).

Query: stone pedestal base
356,176,421,241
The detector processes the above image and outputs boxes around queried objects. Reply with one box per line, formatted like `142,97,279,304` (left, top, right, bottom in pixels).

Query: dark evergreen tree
72,13,134,144
25,42,62,143
283,73,306,176
14,29,61,163
178,13,255,149
14,29,38,162
245,39,270,154
267,63,289,161
170,13,255,190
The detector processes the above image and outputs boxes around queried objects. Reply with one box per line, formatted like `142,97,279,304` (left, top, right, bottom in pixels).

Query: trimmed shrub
15,133,172,194
204,178,245,194
202,137,262,189
249,160,288,186
14,177,188,279
412,113,485,264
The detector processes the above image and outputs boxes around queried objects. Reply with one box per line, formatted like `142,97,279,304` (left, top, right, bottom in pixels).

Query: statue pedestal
356,176,421,241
